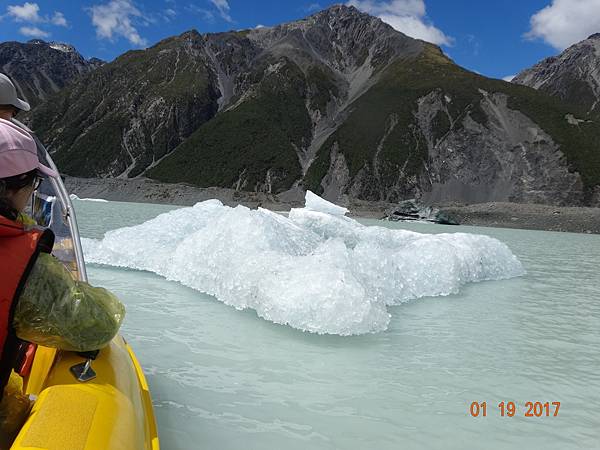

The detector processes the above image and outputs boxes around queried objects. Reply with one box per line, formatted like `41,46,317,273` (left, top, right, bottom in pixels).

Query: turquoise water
74,200,600,450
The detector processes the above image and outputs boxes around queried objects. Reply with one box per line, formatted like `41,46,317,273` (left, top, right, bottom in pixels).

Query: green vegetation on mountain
306,65,340,114
554,78,598,114
306,44,600,197
30,31,217,177
506,85,600,191
306,46,488,193
148,59,311,192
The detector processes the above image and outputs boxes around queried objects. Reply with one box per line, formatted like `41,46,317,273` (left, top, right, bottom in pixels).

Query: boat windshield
17,123,88,283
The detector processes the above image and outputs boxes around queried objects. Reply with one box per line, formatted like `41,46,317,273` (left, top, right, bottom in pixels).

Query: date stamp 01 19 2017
469,401,561,418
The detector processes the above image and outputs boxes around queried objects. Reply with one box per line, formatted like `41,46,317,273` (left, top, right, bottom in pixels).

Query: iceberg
304,190,349,216
82,193,525,335
70,194,109,202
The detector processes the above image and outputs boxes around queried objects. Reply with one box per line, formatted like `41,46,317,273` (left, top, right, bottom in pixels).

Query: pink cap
0,118,58,179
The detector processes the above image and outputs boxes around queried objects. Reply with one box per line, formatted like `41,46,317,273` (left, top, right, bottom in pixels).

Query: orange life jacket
0,215,54,401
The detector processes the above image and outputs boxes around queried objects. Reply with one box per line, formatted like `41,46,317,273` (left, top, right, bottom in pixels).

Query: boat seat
11,384,138,450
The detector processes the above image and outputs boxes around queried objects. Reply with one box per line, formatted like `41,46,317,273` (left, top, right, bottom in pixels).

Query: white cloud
7,2,42,22
6,3,68,28
210,0,232,22
19,25,50,38
187,4,214,21
306,3,321,12
90,0,148,46
526,0,600,50
161,8,176,22
347,0,453,46
255,24,265,29
502,74,516,82
51,11,67,27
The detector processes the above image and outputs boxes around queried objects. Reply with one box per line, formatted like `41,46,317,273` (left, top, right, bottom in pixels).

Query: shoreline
64,177,600,235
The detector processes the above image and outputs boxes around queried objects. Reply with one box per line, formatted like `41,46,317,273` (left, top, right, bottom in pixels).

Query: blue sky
1,0,599,80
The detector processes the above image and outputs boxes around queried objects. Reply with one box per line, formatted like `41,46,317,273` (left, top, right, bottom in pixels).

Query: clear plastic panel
26,130,87,282
31,189,79,277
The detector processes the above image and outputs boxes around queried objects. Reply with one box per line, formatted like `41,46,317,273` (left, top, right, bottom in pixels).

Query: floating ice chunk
289,209,524,303
304,190,348,216
83,200,225,274
83,195,525,335
70,194,109,202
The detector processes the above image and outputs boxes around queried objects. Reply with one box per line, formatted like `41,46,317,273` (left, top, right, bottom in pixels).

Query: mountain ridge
0,39,102,108
13,5,600,206
513,33,600,115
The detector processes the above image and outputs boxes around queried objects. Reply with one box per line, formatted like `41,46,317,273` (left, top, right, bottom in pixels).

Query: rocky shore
440,202,600,234
64,176,391,218
64,177,600,234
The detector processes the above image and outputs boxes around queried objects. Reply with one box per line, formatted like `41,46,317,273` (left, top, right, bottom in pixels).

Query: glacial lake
74,199,600,450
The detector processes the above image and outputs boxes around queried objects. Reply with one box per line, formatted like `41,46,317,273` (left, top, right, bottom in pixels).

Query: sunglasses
4,172,44,191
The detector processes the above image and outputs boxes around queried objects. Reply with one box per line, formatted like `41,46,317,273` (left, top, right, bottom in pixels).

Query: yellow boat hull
10,336,159,450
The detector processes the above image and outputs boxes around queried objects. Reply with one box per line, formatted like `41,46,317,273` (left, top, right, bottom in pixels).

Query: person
0,73,29,119
0,73,125,447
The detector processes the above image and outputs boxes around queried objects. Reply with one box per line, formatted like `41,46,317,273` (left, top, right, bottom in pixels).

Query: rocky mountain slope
24,5,600,206
513,34,600,115
31,31,219,178
0,39,101,108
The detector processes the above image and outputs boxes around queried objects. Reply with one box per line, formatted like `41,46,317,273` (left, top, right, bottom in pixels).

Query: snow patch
49,42,75,53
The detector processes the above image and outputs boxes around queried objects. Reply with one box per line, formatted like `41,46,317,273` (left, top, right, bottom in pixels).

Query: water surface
74,200,600,450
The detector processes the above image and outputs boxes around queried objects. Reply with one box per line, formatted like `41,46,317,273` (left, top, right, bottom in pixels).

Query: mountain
0,39,102,108
513,34,600,115
30,31,220,178
26,6,600,206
